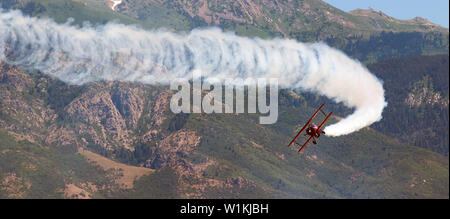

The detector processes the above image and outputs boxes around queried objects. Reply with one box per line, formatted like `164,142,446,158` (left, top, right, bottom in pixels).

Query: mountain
348,8,446,33
1,0,448,63
0,0,449,198
0,62,448,198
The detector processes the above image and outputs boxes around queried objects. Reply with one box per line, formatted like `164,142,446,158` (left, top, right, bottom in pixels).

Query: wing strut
317,111,333,131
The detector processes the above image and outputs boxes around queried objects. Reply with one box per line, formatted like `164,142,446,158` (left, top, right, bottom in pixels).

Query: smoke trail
0,10,386,136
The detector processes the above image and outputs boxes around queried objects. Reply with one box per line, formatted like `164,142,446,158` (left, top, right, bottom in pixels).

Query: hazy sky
323,0,449,28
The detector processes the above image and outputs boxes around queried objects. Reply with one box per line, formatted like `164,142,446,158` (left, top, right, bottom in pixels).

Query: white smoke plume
0,10,387,136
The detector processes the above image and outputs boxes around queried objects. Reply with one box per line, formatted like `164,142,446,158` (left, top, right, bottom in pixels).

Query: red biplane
288,104,333,153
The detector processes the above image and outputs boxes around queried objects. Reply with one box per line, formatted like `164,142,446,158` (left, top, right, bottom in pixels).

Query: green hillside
0,128,116,198
162,99,449,198
368,55,449,156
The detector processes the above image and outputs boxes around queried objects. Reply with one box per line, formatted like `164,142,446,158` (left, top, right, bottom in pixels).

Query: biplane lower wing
288,104,325,147
298,136,313,153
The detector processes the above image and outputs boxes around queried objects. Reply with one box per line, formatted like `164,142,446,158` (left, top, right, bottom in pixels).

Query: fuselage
306,124,325,138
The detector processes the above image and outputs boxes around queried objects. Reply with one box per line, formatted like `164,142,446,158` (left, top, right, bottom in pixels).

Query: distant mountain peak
409,16,440,27
349,8,446,32
349,8,393,20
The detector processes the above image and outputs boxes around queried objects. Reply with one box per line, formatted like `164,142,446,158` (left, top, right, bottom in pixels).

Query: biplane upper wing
288,104,325,147
298,136,313,153
317,111,333,131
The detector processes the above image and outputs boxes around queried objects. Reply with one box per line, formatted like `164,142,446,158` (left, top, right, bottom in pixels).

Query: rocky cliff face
0,62,264,198
404,75,449,108
405,87,449,108
0,62,164,152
